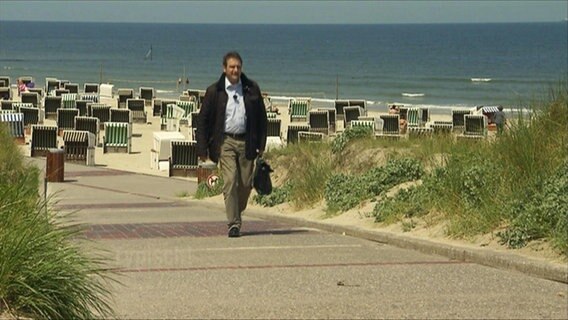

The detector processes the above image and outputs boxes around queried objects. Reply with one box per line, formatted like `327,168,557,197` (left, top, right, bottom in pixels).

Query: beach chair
153,99,163,117
12,102,34,112
407,107,421,128
189,111,199,140
169,140,199,177
0,86,11,100
348,100,367,116
84,83,99,94
289,99,310,122
19,106,42,129
151,131,186,170
61,93,78,109
420,107,430,125
110,108,132,124
349,119,375,135
0,112,25,144
266,118,283,151
176,100,196,124
320,108,336,134
64,83,79,94
430,121,453,135
377,114,401,138
89,104,111,129
286,124,310,144
162,103,184,132
56,108,79,134
30,125,58,157
75,100,89,116
1,100,14,111
117,88,134,108
54,89,69,97
0,76,10,88
126,98,147,123
343,106,363,129
266,111,278,119
103,122,131,154
62,130,96,166
308,109,330,135
28,88,44,100
139,87,155,107
334,100,349,121
45,78,60,94
99,84,114,99
298,131,324,143
80,93,99,103
451,109,471,132
459,114,487,140
408,126,434,138
74,116,100,145
21,92,40,108
44,96,61,119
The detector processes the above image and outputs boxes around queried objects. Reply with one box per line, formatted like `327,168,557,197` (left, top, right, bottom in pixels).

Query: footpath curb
245,208,568,284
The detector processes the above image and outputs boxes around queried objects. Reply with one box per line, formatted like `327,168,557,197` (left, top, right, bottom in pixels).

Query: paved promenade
29,157,567,319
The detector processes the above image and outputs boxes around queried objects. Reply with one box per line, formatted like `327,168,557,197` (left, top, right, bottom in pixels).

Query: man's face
223,57,242,85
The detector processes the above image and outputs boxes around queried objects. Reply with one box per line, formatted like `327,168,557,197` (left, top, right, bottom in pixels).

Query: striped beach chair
343,106,363,129
30,125,58,157
80,93,99,103
407,107,421,128
139,87,155,107
289,99,310,122
420,107,430,125
103,122,131,153
298,131,324,143
57,108,79,133
176,100,196,123
45,78,60,94
319,108,336,134
74,116,100,145
378,114,401,138
350,119,375,135
408,126,434,138
0,112,25,144
12,102,34,112
266,111,278,119
75,100,89,116
153,99,163,117
162,103,184,132
169,140,199,177
126,98,147,123
286,124,310,144
62,130,96,166
44,96,62,119
110,108,132,123
308,109,330,135
117,88,134,108
84,83,99,94
28,88,44,99
61,93,78,109
430,121,453,135
189,111,199,140
54,89,69,97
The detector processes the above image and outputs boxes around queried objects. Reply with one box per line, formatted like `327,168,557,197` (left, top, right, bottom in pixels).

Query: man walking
196,51,268,238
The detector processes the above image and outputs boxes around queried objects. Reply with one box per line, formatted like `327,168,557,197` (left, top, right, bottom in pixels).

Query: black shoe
228,226,240,238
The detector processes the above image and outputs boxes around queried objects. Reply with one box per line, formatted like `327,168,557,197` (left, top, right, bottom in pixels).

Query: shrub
194,177,224,199
253,181,292,207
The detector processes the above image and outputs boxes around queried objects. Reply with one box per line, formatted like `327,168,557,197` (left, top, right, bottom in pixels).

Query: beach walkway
26,157,567,319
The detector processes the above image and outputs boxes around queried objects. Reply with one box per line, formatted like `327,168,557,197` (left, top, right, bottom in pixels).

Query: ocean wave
471,78,492,82
402,93,425,97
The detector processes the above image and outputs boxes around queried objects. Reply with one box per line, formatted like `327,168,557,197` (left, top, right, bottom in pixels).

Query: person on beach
493,105,506,135
196,51,268,238
389,104,407,133
17,79,28,95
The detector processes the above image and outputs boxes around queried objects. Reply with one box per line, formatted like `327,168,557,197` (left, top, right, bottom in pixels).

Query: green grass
263,81,568,257
0,124,116,319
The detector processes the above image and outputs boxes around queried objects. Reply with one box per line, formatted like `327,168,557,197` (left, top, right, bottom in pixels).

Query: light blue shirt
224,77,246,134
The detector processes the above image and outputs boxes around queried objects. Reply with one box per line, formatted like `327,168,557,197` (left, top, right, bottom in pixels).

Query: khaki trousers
219,136,254,229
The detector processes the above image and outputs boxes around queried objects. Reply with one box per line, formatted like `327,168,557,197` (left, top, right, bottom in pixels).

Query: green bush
373,185,430,224
0,125,115,319
194,177,224,199
331,126,373,154
253,181,292,207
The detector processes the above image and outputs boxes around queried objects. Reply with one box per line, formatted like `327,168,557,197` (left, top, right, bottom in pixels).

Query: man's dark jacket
196,73,268,163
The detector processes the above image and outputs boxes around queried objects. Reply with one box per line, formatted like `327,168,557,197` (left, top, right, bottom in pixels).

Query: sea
1,21,566,112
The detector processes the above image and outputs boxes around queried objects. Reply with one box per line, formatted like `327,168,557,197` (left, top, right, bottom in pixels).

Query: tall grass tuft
0,125,116,319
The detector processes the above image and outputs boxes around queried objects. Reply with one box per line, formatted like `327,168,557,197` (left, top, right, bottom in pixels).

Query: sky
0,0,567,24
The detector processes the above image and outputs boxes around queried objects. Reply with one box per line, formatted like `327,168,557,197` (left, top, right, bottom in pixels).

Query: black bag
253,157,273,195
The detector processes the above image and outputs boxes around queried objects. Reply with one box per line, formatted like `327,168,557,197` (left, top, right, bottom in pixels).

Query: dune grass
259,81,568,257
0,125,116,319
